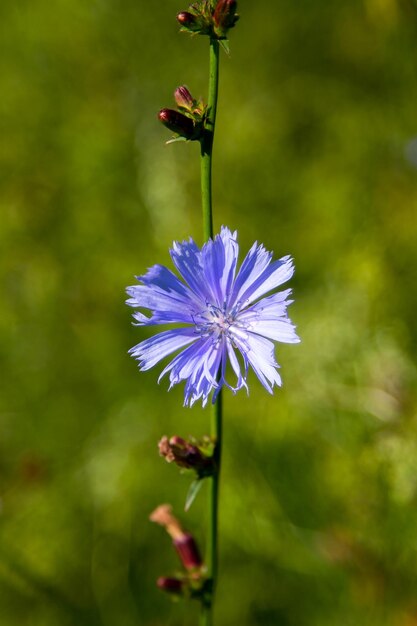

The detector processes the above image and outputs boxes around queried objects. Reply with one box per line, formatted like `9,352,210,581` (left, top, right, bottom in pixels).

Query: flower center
211,309,232,331
194,303,245,341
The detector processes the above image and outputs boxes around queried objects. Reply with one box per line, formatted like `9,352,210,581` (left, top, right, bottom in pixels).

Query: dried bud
158,435,214,477
174,533,203,570
158,108,195,140
150,504,203,571
174,86,195,111
150,504,184,540
158,436,176,462
213,0,239,38
157,576,184,595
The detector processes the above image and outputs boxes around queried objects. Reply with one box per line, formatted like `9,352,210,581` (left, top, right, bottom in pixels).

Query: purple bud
174,533,203,570
158,108,195,139
174,86,195,111
157,576,184,595
176,11,199,30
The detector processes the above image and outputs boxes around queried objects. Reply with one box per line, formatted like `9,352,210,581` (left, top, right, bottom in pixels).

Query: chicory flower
127,227,299,407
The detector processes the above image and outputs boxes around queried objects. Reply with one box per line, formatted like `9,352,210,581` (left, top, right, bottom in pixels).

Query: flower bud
158,435,214,477
213,0,239,38
157,576,184,595
158,108,195,140
177,4,213,36
176,11,201,32
174,533,203,570
174,86,195,112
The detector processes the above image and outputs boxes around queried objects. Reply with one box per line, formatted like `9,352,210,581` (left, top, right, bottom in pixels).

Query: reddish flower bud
157,576,184,595
174,86,195,111
213,0,239,37
176,11,200,31
174,533,203,570
158,108,195,140
177,4,214,36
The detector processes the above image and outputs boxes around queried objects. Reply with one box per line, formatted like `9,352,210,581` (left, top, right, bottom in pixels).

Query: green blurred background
1,0,417,624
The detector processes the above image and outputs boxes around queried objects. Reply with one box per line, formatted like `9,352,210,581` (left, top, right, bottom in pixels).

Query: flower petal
126,264,201,325
159,336,224,407
201,227,238,308
237,290,293,324
232,330,282,393
237,290,300,343
129,328,197,371
225,338,248,393
229,241,273,308
245,319,300,343
238,256,295,307
170,237,215,303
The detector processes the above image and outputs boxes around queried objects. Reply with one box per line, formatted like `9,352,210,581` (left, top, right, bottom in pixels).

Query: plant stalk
199,36,222,626
200,391,222,626
200,38,220,241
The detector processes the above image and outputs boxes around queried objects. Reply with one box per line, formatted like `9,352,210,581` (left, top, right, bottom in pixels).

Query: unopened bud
176,11,200,31
158,108,195,140
157,576,184,595
213,0,239,37
174,533,203,570
174,86,195,111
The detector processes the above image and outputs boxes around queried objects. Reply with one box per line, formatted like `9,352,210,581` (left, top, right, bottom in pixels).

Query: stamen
193,300,248,341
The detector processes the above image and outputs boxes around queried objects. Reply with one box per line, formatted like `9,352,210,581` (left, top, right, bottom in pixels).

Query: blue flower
126,227,300,407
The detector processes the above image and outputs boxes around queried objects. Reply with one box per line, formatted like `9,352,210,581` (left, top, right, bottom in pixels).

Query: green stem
200,392,222,626
199,36,221,626
201,38,220,241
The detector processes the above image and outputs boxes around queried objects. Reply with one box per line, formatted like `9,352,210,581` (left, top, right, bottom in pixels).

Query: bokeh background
1,0,417,624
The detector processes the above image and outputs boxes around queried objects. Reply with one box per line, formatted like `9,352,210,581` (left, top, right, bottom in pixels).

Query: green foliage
1,0,417,624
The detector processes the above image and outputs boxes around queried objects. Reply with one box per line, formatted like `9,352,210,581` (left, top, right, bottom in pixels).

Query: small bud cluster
159,435,215,478
158,2,240,142
177,0,239,40
150,504,206,599
158,86,207,143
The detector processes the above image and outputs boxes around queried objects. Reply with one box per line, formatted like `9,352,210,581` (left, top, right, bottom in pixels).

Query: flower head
127,227,300,407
